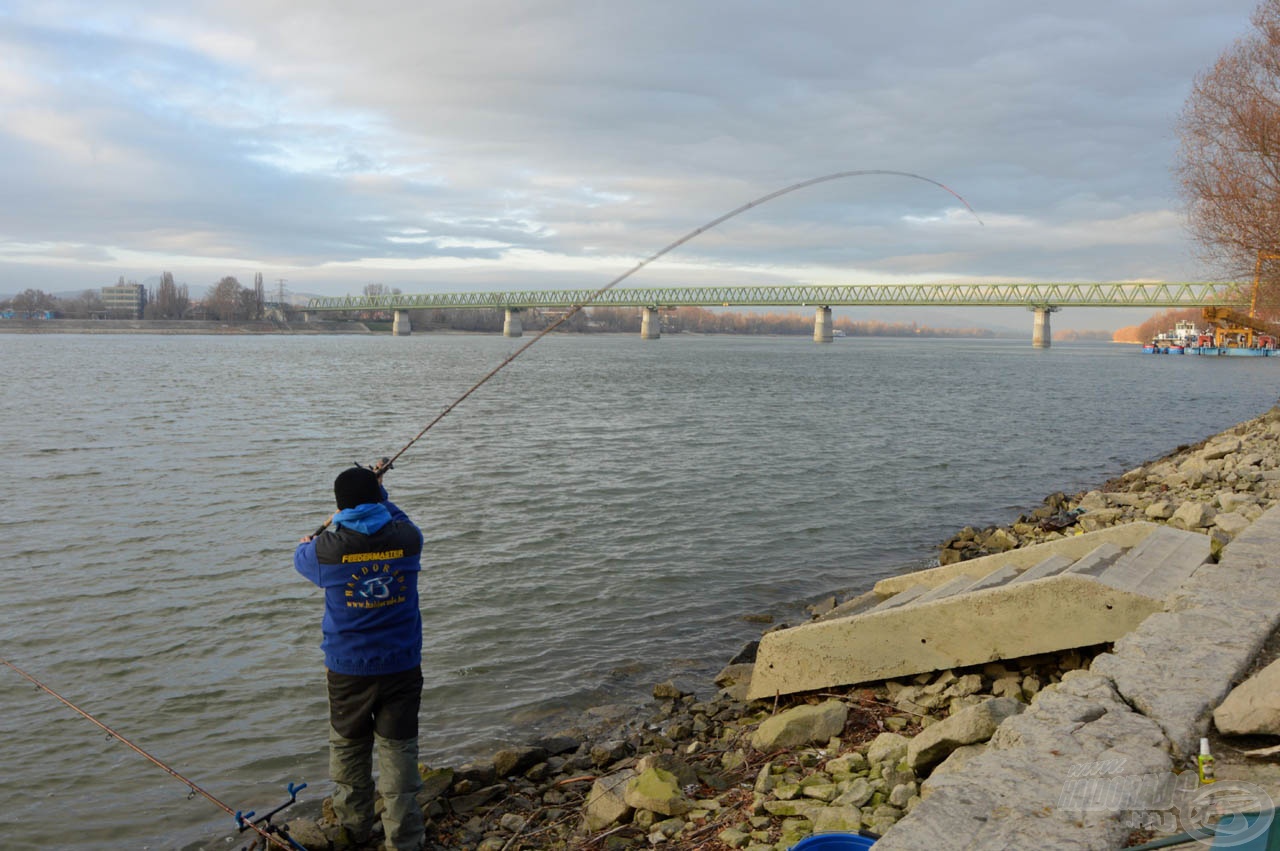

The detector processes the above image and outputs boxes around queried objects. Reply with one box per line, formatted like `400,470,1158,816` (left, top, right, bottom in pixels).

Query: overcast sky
0,1,1263,328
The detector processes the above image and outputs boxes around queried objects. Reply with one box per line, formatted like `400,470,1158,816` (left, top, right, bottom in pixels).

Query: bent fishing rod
313,169,982,535
0,656,307,851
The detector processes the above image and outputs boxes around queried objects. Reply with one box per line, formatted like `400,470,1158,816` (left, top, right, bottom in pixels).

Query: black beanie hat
334,467,382,510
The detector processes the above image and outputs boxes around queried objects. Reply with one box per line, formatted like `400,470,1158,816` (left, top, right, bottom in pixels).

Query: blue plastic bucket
789,832,877,850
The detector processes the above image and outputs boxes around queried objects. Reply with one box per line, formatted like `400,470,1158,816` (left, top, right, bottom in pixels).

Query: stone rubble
938,411,1280,565
266,405,1280,851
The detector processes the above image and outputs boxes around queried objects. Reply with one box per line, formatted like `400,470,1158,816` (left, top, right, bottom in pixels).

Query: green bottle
1197,737,1216,784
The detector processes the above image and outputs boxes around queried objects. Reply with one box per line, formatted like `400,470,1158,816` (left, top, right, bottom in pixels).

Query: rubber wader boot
328,726,375,843
376,733,425,851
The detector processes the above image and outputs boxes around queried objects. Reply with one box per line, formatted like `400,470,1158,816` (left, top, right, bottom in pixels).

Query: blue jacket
294,490,424,676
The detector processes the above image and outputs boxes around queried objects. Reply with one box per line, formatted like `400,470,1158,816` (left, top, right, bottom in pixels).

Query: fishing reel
355,456,394,477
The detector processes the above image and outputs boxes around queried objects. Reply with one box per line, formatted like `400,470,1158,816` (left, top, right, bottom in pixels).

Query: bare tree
148,271,190,319
1177,0,1280,309
206,276,243,321
62,289,105,318
253,272,265,320
237,285,259,320
361,283,400,320
11,288,56,314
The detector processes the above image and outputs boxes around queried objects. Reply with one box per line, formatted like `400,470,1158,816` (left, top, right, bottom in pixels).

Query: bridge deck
304,282,1246,312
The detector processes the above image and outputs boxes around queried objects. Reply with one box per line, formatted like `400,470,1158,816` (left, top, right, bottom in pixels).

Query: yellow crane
1199,252,1280,349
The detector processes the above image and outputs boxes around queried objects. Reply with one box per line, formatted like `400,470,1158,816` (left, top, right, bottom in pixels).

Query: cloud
1,241,115,262
0,0,1263,300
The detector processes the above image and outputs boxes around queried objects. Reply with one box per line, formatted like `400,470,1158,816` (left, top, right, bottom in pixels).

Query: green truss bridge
302,282,1245,347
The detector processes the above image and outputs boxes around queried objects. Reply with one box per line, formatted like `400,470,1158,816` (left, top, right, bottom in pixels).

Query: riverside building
100,282,147,319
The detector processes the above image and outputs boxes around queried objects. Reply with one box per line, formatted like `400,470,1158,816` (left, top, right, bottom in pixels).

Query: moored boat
1143,320,1277,356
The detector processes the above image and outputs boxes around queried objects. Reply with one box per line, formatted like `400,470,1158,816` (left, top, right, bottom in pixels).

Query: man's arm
294,537,323,585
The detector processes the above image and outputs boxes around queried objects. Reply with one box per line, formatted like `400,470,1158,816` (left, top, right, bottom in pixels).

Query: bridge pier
1030,306,1059,348
813,306,833,343
301,284,1230,328
392,309,412,336
641,307,661,340
503,308,523,338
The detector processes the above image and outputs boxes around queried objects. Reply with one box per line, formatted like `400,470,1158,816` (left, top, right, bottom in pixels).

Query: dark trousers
325,666,424,850
327,666,423,740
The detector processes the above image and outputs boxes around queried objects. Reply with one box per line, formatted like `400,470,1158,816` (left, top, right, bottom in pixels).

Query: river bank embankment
0,318,371,334
246,402,1280,851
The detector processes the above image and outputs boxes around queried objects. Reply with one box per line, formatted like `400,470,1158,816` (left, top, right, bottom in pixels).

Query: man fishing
295,463,426,851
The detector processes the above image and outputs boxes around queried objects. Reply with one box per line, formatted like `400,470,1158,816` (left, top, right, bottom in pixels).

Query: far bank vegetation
3,280,1003,338
1113,308,1203,345
431,305,995,337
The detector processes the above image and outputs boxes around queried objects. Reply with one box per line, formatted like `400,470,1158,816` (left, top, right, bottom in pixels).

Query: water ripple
2,334,1277,850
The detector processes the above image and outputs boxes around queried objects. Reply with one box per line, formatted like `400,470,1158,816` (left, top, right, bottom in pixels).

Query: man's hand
302,513,335,542
370,457,393,481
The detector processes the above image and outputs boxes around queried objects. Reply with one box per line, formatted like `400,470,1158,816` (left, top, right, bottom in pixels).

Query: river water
0,332,1276,849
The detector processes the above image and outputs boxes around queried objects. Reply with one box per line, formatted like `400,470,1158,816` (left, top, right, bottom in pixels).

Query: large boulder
1213,511,1252,538
418,767,454,804
636,753,698,788
920,744,987,798
582,769,635,831
450,784,504,815
492,745,548,778
1077,491,1108,511
751,700,848,751
624,767,692,816
283,818,329,850
907,697,1025,772
1171,501,1216,530
1218,492,1258,513
866,731,910,767
984,528,1019,552
833,776,874,807
1214,658,1280,736
1078,508,1123,532
1202,437,1243,460
715,663,754,701
813,805,865,833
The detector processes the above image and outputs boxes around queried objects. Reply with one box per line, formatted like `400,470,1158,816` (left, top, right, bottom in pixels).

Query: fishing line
320,170,981,532
0,656,303,850
3,171,980,845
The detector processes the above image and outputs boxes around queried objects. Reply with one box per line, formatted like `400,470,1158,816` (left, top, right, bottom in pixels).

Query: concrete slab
819,589,882,621
748,523,1201,701
1008,554,1074,584
874,672,1174,851
873,522,1165,597
961,564,1019,593
1094,525,1210,599
1065,542,1123,577
747,574,1164,700
870,505,1280,850
1090,507,1280,759
866,584,929,614
911,575,977,605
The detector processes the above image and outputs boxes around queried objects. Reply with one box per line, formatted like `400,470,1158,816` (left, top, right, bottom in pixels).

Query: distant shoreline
0,318,1109,341
0,318,372,334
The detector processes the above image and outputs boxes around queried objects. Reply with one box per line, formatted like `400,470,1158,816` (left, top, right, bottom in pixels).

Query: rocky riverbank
271,404,1280,851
